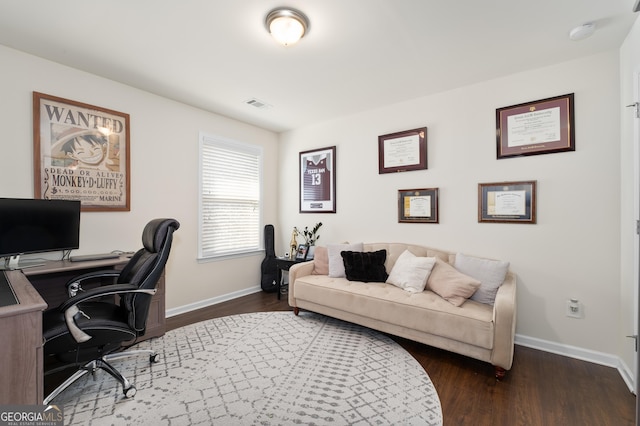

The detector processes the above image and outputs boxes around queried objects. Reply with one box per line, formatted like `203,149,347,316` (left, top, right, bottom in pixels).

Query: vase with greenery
301,222,322,246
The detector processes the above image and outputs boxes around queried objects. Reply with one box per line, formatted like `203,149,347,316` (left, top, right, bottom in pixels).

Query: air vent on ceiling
244,98,273,110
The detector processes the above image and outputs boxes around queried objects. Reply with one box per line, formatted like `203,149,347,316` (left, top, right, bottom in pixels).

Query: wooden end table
275,257,306,300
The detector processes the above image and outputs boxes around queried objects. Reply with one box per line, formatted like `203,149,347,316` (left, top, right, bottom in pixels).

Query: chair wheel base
124,385,137,398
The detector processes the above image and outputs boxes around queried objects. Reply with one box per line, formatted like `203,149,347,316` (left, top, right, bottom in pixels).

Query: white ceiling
0,1,637,133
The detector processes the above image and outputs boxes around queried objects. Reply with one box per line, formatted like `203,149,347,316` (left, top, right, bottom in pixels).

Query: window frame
198,132,264,262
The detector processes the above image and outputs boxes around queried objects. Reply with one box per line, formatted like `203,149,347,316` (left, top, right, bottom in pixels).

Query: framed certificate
398,188,439,223
478,181,536,223
496,94,574,159
378,127,427,174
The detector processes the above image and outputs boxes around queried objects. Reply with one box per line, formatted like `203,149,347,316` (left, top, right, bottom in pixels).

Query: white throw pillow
454,253,510,305
327,243,364,277
386,250,436,293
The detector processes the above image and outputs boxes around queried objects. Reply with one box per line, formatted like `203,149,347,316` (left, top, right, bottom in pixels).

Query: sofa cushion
312,246,329,275
386,249,436,293
341,250,388,282
427,258,481,306
364,243,454,273
454,253,509,305
328,243,363,277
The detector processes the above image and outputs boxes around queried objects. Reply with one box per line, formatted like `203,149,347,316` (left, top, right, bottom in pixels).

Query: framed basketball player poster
33,92,130,211
300,146,336,213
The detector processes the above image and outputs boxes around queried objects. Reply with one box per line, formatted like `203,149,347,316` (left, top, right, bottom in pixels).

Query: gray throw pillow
454,253,509,305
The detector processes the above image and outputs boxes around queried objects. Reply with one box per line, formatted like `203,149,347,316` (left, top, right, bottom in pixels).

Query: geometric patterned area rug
54,311,443,425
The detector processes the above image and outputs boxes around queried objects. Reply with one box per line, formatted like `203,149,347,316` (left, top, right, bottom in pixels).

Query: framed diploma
496,94,574,159
378,127,427,174
478,181,536,224
398,188,439,223
300,146,336,213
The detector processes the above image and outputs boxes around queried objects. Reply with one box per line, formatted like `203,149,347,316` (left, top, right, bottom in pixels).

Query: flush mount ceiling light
569,23,596,41
265,7,309,46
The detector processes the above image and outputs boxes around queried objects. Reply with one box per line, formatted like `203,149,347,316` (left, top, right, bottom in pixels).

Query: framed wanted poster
299,146,336,213
33,92,130,211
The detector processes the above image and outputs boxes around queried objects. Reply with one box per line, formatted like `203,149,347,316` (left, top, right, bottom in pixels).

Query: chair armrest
59,284,156,312
65,269,121,296
288,261,314,305
59,284,157,343
490,271,517,370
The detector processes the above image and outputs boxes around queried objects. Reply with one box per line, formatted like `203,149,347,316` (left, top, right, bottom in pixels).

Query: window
198,133,263,260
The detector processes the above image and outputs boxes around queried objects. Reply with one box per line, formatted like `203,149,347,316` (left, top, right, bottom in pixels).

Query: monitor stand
0,255,45,271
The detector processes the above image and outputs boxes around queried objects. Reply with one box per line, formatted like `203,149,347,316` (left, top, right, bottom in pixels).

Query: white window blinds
199,133,263,259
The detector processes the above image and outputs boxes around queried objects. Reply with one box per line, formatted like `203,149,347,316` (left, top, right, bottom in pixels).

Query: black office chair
42,218,180,404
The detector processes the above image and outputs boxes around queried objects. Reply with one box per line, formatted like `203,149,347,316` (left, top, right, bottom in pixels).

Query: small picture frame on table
478,181,537,224
398,188,439,223
295,244,309,260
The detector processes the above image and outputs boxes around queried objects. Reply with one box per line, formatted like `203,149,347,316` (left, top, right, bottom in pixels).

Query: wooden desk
0,271,47,404
0,258,167,404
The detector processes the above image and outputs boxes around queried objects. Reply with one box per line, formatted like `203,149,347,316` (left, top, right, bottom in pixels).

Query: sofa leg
494,366,506,380
293,307,300,316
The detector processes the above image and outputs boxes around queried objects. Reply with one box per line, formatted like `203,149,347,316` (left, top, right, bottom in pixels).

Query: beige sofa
288,243,516,378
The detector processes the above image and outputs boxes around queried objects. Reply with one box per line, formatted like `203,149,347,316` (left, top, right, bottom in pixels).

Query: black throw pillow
341,250,388,282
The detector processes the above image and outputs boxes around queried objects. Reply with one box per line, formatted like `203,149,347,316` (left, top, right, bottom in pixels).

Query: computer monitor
0,198,81,270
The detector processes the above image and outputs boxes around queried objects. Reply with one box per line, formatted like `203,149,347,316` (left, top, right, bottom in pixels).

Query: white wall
279,51,622,358
0,45,279,311
2,26,637,377
620,15,640,384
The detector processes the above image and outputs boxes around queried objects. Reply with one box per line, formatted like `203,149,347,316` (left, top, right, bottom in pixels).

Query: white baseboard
165,285,262,318
516,334,636,393
165,295,636,393
618,359,636,395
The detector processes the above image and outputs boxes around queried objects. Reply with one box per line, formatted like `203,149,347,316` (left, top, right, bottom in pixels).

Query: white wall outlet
566,298,583,319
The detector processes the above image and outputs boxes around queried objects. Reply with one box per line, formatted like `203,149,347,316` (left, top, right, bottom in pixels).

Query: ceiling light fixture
569,23,596,41
265,7,309,46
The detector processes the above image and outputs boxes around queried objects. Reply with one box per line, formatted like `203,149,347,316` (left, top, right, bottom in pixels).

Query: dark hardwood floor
167,291,636,426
